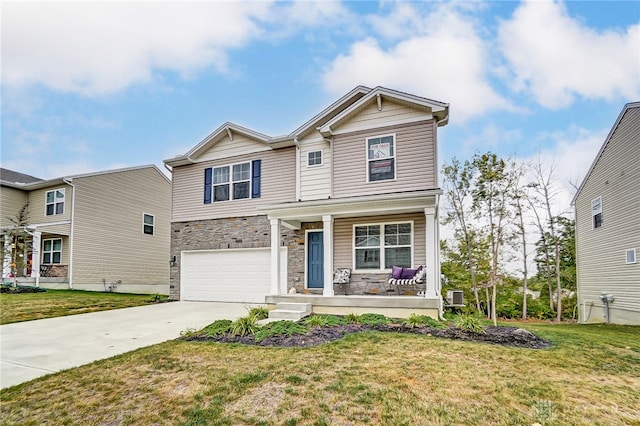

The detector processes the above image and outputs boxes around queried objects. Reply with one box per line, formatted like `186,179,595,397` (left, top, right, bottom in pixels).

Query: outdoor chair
333,268,351,295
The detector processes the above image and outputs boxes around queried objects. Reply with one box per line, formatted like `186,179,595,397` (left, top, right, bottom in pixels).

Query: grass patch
1,322,638,425
0,289,169,324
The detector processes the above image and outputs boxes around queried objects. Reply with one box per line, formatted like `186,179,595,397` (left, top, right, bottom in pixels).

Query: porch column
30,231,41,287
270,218,281,295
2,234,11,278
424,207,438,298
322,214,334,297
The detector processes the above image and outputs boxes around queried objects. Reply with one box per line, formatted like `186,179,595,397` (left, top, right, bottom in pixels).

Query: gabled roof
319,86,449,136
0,168,43,185
0,165,170,190
571,101,640,205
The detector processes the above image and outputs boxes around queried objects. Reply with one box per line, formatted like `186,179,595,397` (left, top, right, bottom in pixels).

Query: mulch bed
0,285,46,294
185,324,552,349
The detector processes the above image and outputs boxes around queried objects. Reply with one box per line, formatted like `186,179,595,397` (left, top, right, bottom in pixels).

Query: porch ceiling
261,189,440,222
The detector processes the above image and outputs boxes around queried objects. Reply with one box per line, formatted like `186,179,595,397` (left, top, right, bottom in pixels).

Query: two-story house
165,86,449,318
572,102,640,325
1,165,171,294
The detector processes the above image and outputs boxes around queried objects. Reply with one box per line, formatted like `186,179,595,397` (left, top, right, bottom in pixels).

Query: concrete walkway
0,301,251,389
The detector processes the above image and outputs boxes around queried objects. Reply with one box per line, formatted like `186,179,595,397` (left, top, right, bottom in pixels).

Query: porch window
143,213,154,235
354,222,412,270
367,134,395,182
42,238,62,264
212,162,251,202
45,189,65,216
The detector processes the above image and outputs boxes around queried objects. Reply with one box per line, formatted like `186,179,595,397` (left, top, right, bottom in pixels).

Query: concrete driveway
0,301,251,389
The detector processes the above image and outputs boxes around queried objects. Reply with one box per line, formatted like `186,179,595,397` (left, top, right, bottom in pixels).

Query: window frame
45,188,66,216
626,248,637,265
42,238,62,264
307,150,323,167
365,134,396,183
352,221,413,271
592,196,603,228
211,161,252,202
143,213,155,235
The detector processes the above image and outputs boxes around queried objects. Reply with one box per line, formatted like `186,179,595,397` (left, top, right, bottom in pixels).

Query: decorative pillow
391,265,403,279
413,266,426,283
333,268,351,284
400,267,418,279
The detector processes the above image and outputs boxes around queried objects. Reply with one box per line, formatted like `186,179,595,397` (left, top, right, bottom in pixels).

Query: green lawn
0,289,168,324
1,322,638,425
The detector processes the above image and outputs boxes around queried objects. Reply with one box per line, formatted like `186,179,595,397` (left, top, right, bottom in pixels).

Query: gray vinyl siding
0,187,28,227
41,235,70,266
575,106,640,324
332,120,437,198
70,167,171,290
300,138,331,200
335,100,427,133
26,184,73,224
171,147,296,222
334,213,426,272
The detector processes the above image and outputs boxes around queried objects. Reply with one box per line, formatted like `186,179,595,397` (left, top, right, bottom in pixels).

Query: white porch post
30,231,41,287
270,218,281,295
2,234,12,278
322,214,334,297
424,207,438,298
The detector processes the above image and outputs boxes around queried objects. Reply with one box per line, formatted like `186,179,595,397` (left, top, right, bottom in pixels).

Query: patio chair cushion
333,268,351,284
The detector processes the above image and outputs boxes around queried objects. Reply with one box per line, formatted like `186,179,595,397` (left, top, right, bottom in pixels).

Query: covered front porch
262,190,444,318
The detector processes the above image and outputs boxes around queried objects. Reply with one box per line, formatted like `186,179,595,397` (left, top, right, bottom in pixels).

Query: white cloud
498,0,640,108
322,4,514,123
2,2,273,96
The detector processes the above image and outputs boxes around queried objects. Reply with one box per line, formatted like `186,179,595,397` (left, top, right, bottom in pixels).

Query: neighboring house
572,102,640,325
165,86,449,318
1,165,171,295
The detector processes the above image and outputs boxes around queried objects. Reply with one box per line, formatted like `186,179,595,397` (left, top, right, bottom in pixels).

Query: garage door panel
181,248,287,303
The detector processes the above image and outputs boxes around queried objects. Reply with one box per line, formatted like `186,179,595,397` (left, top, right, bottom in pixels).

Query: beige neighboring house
165,86,450,318
572,102,640,325
1,165,171,295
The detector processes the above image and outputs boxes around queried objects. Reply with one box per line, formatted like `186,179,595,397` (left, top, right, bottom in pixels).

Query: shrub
201,319,232,337
254,320,309,342
230,315,260,337
303,314,347,328
358,313,391,326
248,306,269,320
403,313,443,328
454,314,486,334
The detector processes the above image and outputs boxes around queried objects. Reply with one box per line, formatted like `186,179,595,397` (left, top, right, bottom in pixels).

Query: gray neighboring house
1,165,171,295
572,102,640,325
165,86,450,318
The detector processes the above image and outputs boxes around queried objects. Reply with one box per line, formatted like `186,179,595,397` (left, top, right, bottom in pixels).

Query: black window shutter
251,160,261,198
204,168,212,204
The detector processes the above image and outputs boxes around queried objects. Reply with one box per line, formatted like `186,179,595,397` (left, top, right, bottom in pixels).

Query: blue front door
307,231,324,288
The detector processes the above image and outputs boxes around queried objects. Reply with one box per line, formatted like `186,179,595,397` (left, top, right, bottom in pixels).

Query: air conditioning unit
446,290,464,306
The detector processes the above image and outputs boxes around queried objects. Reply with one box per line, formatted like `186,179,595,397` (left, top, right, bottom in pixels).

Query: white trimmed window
592,196,602,228
143,213,155,235
308,150,322,166
42,238,62,264
626,248,637,264
213,162,251,202
45,188,65,216
366,134,395,182
354,222,412,270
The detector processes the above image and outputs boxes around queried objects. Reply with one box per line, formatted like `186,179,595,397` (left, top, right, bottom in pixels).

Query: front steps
267,302,312,321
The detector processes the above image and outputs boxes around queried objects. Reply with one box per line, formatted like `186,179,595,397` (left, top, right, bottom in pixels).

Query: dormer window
367,134,395,182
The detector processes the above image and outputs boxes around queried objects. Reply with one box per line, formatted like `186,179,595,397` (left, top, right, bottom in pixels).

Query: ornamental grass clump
201,319,233,337
247,306,269,320
230,315,260,337
253,320,309,342
358,313,391,326
303,314,347,328
403,313,444,329
454,314,486,334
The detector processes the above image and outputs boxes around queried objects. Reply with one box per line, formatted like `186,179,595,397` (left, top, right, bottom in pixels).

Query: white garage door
181,248,287,303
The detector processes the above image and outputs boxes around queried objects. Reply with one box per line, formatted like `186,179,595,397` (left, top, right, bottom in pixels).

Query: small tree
5,204,30,278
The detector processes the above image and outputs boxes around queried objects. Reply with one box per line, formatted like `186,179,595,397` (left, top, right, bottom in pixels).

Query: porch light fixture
169,255,176,266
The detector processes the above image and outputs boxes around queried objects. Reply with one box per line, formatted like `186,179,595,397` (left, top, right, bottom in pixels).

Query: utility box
446,290,464,306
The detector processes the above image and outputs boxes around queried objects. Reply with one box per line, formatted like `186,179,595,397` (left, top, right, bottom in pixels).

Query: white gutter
62,177,75,289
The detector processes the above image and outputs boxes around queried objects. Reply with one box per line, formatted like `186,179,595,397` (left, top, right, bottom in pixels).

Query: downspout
294,137,301,201
63,177,75,289
323,136,333,198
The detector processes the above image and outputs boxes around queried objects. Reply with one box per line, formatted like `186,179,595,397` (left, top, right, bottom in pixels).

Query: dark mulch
185,323,552,349
0,285,46,294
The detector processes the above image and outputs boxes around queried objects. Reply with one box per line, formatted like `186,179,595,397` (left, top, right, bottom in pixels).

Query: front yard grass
1,322,638,425
0,289,168,324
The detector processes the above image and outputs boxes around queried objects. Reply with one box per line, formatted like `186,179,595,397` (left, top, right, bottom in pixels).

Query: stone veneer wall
170,215,323,300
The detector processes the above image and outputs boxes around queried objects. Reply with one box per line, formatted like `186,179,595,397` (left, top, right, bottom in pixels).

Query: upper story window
592,196,602,228
42,238,62,264
143,213,155,235
367,134,395,182
204,160,261,204
354,222,412,270
308,150,322,166
45,189,65,216
626,248,637,264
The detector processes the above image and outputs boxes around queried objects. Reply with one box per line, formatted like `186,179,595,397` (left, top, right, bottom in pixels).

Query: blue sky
2,0,639,209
